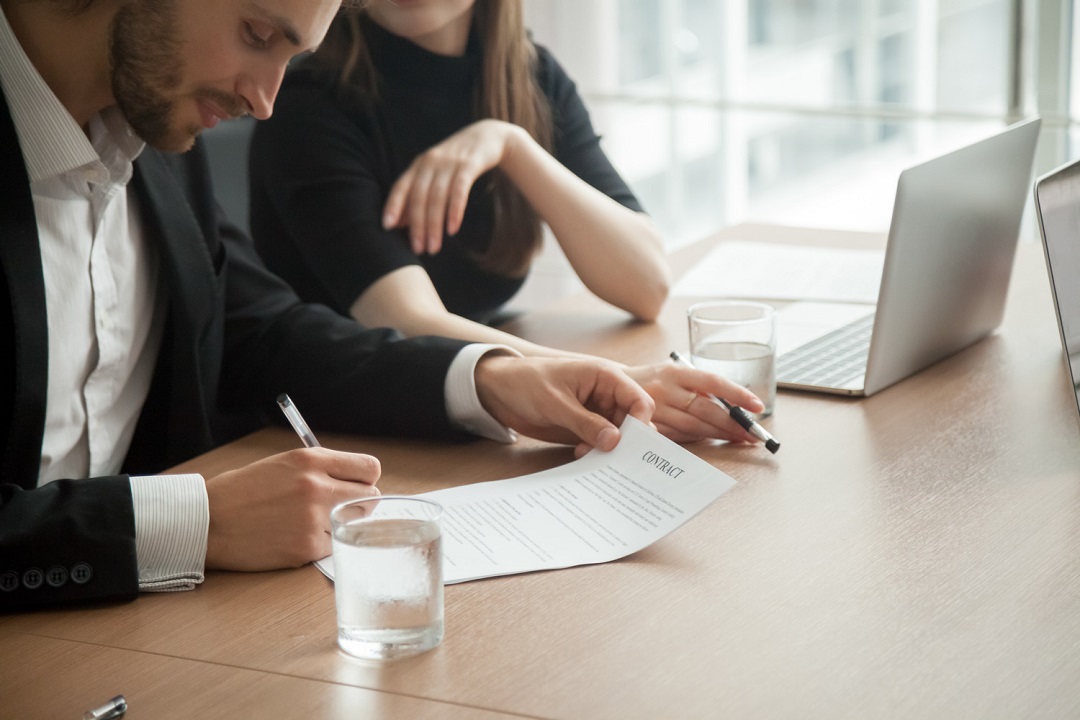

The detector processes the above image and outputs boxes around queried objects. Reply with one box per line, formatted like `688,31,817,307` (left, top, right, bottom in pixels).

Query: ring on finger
683,394,698,411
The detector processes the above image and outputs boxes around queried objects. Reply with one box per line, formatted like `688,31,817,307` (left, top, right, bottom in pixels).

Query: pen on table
277,393,321,448
669,351,781,454
83,695,127,720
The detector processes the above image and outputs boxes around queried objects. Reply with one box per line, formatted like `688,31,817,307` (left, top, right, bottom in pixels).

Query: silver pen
670,351,780,454
276,393,321,448
83,695,127,720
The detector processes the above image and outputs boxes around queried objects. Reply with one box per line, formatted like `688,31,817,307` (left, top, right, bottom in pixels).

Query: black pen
277,393,321,448
670,351,780,454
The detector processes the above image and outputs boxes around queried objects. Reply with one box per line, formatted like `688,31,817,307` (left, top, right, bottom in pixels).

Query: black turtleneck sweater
248,14,643,324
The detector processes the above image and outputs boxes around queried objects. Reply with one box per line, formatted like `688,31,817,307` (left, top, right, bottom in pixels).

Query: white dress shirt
0,6,207,591
0,5,513,594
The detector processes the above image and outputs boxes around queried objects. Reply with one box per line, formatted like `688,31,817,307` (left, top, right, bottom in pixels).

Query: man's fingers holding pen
283,447,381,485
205,448,381,572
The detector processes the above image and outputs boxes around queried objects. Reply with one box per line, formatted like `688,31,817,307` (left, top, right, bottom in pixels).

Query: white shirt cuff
129,474,208,592
446,344,521,444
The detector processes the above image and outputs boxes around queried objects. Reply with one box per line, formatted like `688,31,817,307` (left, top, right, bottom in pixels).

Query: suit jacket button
71,562,93,584
0,572,17,592
46,566,68,588
23,568,44,590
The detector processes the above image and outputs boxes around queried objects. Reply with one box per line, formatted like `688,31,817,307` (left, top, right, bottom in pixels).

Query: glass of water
330,496,444,660
687,300,777,417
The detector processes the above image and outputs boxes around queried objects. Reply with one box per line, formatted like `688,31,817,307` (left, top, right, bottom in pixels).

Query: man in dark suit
0,0,656,611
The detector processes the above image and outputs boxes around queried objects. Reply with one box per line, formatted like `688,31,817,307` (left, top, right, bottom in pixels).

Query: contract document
672,240,885,303
315,416,736,584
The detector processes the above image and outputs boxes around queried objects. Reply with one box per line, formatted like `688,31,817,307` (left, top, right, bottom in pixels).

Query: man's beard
109,0,243,152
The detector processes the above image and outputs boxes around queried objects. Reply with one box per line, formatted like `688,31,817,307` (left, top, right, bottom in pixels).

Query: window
525,0,1064,246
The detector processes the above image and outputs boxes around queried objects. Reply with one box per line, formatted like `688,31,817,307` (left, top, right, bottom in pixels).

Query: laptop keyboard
776,313,875,387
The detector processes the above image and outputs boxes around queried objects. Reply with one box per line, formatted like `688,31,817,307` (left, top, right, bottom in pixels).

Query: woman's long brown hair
313,1,554,277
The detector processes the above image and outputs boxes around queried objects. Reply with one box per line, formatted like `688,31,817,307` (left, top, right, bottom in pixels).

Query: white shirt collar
0,3,144,184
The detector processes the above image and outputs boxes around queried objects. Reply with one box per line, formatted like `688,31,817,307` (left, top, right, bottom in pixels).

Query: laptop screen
1034,161,1080,426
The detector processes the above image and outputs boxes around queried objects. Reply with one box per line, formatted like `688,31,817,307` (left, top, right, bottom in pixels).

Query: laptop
1033,158,1080,429
775,116,1041,396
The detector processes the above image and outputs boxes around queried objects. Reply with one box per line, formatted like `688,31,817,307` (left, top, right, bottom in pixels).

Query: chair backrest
201,116,257,236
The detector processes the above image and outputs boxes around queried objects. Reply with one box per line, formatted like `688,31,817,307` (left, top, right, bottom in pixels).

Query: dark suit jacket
0,89,471,611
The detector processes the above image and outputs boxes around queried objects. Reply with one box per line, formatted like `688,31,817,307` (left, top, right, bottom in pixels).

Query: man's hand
625,363,764,444
474,354,655,457
204,448,381,571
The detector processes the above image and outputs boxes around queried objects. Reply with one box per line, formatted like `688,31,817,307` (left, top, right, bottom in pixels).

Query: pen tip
765,439,780,454
276,393,289,405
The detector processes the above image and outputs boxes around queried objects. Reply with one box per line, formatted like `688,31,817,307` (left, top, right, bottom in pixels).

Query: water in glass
692,340,776,417
333,516,443,660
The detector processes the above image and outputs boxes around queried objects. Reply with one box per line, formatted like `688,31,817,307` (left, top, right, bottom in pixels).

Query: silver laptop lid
1034,159,1080,429
863,117,1041,396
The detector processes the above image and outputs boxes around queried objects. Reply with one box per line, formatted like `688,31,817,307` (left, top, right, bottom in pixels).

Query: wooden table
5,225,1079,719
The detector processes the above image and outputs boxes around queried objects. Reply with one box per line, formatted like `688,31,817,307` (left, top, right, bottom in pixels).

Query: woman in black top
249,0,766,444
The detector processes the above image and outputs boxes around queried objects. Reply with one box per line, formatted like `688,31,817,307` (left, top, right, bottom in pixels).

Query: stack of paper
672,240,885,304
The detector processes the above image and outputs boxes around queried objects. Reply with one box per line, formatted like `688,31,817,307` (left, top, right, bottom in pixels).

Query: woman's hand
382,119,525,255
624,363,766,445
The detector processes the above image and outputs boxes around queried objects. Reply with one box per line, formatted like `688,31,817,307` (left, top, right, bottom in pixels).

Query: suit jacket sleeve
0,477,138,611
0,141,474,614
0,90,141,612
155,145,475,440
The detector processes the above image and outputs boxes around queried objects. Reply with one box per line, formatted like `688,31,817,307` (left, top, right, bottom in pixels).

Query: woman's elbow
628,269,671,322
635,224,671,320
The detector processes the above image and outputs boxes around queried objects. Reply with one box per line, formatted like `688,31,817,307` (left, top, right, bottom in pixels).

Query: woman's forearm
393,310,594,360
498,126,671,321
349,269,595,360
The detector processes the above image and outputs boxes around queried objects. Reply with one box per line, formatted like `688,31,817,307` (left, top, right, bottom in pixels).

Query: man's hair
53,0,96,12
